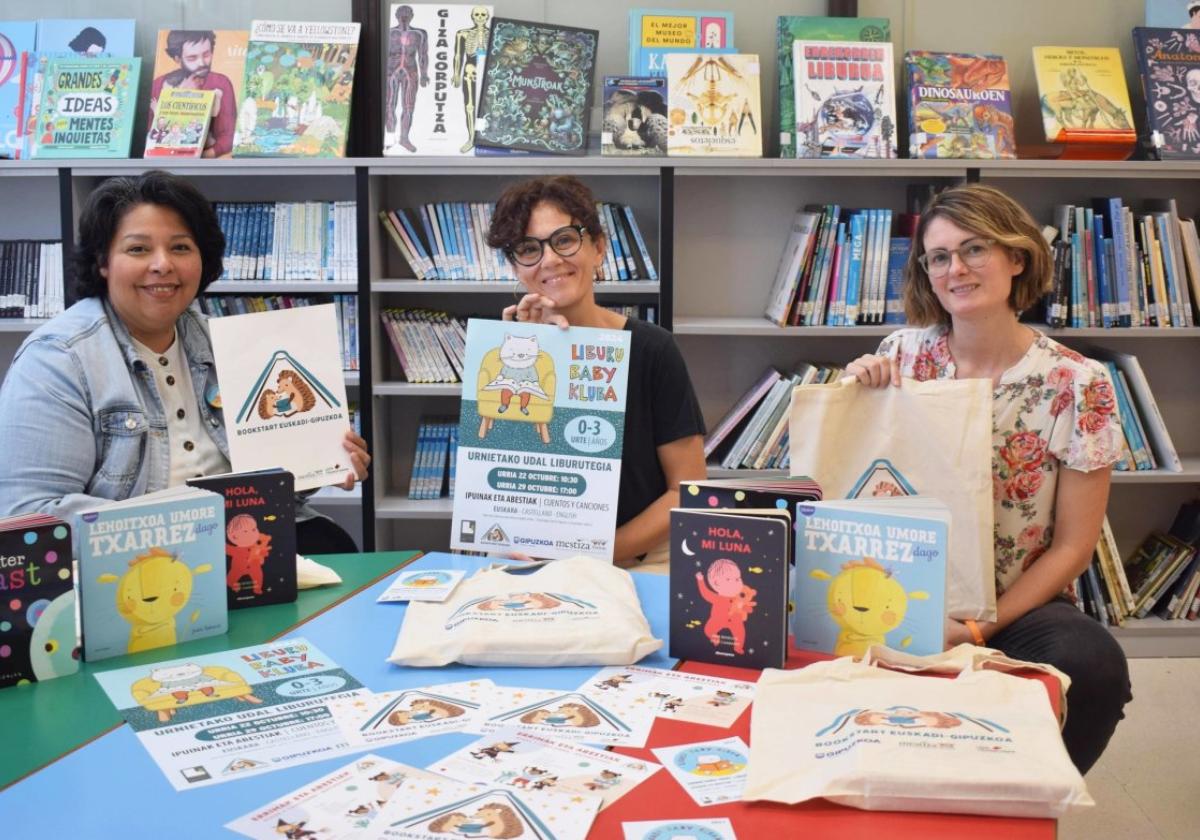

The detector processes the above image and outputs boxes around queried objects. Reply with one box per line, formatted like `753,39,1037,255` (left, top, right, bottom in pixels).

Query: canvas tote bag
387,556,662,667
742,644,1092,818
789,378,996,620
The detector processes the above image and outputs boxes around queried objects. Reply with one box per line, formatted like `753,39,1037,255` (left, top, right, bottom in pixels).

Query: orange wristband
964,619,986,646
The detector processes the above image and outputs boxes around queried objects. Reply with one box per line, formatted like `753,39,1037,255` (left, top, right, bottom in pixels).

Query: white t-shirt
877,325,1123,596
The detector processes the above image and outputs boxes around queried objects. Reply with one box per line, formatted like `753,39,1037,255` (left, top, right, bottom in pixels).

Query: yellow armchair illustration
476,337,556,445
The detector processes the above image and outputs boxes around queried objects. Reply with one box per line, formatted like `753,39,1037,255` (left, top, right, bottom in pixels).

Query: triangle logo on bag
847,459,917,499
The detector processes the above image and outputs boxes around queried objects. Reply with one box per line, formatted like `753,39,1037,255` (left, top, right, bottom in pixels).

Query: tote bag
789,378,996,620
387,556,662,667
743,645,1092,818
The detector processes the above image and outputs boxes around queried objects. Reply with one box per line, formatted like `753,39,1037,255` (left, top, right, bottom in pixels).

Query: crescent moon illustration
681,539,696,556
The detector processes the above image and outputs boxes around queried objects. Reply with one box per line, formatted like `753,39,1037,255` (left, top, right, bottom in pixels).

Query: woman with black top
487,176,706,565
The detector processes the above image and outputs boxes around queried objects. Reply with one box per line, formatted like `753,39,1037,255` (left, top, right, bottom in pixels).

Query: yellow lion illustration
97,547,213,654
810,557,929,658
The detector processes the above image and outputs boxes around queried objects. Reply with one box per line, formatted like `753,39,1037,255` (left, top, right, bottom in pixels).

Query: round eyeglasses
917,238,996,277
507,224,587,266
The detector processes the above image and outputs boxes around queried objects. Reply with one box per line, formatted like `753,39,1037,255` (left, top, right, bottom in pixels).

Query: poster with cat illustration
450,319,631,562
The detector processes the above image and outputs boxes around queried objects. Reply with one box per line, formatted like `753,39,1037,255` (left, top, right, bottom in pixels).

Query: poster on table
93,637,368,790
209,304,352,491
450,319,631,562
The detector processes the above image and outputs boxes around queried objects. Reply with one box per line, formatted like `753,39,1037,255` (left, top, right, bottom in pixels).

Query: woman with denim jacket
0,170,369,554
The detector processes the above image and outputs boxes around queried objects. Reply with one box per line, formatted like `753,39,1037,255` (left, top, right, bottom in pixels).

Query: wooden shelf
68,158,356,177
207,281,358,294
376,495,453,519
373,280,659,294
373,382,461,396
0,162,59,177
1109,616,1200,658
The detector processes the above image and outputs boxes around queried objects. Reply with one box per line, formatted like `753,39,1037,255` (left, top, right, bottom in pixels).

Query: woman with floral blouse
847,183,1130,774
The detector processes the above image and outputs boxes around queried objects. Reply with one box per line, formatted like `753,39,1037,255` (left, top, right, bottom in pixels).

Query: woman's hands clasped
501,293,570,329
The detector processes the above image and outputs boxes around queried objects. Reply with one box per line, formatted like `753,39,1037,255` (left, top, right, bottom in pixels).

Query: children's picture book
479,686,657,747
329,679,493,747
364,775,601,840
234,20,361,158
627,9,735,77
651,736,750,807
187,468,297,609
148,29,248,159
450,319,631,562
75,486,226,661
679,477,821,534
93,637,369,790
226,754,441,840
430,728,662,809
35,18,135,57
144,87,215,157
1031,46,1135,158
383,4,495,156
0,22,36,158
377,568,466,602
602,76,669,156
904,50,1016,159
665,52,762,156
792,497,949,659
29,56,140,158
1133,27,1200,159
776,15,891,158
669,508,790,669
793,40,897,158
1145,0,1200,27
474,18,597,155
0,514,77,688
209,303,352,491
623,819,737,840
581,665,756,729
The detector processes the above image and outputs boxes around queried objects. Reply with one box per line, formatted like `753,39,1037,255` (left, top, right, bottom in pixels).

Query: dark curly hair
487,176,604,260
72,170,225,299
164,30,217,61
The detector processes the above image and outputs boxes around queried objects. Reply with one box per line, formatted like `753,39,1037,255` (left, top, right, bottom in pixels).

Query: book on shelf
474,18,597,155
214,201,357,282
628,8,735,77
29,56,141,158
678,476,822,527
0,240,64,320
148,29,248,159
0,513,78,688
75,486,227,661
904,50,1016,159
0,22,36,159
1145,0,1200,27
601,76,669,156
35,18,135,57
1088,348,1183,473
1132,27,1200,159
408,416,457,500
775,15,891,159
602,303,658,324
792,40,897,159
380,308,466,384
187,469,298,609
143,87,215,158
233,20,361,158
1123,532,1198,619
666,52,762,157
199,294,359,372
1029,46,1136,160
792,497,949,658
382,4,495,157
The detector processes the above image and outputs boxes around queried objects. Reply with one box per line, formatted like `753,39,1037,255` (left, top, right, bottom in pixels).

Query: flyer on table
450,319,631,561
209,304,352,490
93,637,367,790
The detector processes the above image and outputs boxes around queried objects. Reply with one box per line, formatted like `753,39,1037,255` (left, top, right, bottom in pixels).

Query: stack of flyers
377,568,466,603
478,686,658,747
582,665,755,728
623,819,738,840
651,737,751,807
328,680,493,747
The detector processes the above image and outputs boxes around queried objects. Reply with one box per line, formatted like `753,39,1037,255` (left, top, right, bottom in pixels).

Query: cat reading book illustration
477,334,555,444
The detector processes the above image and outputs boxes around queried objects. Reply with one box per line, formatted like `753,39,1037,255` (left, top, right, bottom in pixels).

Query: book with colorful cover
669,508,790,669
29,56,140,158
234,20,361,158
144,87,215,157
35,19,135,57
792,497,949,659
665,52,762,157
474,18,597,155
792,40,897,159
602,76,669,156
1133,27,1200,159
0,22,37,158
187,469,297,610
678,478,822,532
904,50,1016,159
627,8,735,77
1031,46,1135,157
1145,0,1200,27
0,514,78,688
776,16,891,158
76,487,227,662
382,4,495,157
148,29,248,159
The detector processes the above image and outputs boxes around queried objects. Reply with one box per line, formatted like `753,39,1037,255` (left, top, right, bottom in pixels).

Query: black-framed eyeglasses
507,224,587,266
917,238,996,277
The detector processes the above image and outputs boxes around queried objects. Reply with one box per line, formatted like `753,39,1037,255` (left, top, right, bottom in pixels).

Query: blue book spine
612,203,636,281
420,205,443,280
883,237,911,325
1107,198,1132,326
622,205,658,281
844,212,866,326
448,424,458,496
1070,231,1084,329
1093,216,1113,328
435,203,457,280
253,203,267,281
264,203,277,281
1106,361,1150,470
1154,214,1183,326
607,204,629,281
457,202,477,279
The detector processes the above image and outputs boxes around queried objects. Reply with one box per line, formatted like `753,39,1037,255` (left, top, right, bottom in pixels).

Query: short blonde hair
904,183,1052,327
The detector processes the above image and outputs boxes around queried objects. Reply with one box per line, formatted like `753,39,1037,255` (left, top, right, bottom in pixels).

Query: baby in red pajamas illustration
696,558,757,654
226,514,272,595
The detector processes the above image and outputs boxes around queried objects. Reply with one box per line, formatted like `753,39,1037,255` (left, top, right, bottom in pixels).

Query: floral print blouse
877,325,1123,597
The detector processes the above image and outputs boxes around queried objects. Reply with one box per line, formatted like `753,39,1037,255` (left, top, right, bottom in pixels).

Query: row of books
380,201,657,283
380,308,466,384
0,240,64,320
704,363,846,472
1046,199,1200,329
603,303,659,324
214,201,358,283
408,417,459,501
198,295,360,373
764,206,911,327
1093,350,1182,472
